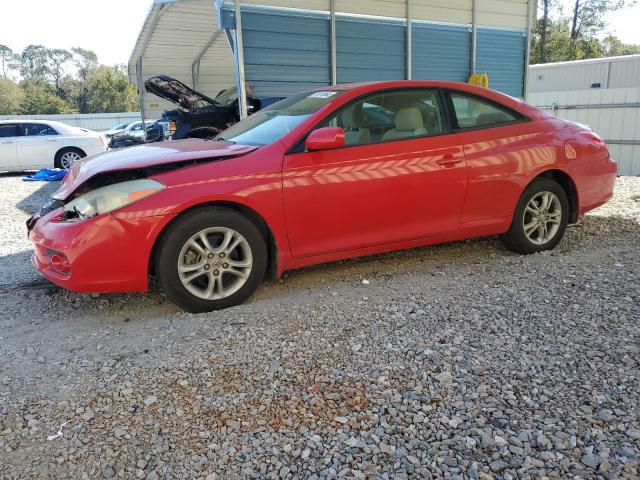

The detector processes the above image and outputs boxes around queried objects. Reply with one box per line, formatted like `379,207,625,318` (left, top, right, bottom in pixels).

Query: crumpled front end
29,205,175,293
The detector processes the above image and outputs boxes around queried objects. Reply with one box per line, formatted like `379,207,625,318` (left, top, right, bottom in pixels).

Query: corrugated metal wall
216,2,528,97
0,113,142,131
239,0,528,29
412,0,472,24
336,16,406,83
527,87,640,175
128,0,236,120
477,27,526,97
412,22,471,82
241,8,331,97
197,30,237,97
477,0,528,29
528,55,640,94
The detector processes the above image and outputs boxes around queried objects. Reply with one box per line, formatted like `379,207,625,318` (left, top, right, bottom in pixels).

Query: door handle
1,141,13,144
47,138,57,142
436,154,463,168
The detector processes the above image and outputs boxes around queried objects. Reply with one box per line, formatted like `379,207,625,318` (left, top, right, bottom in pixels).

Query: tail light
579,130,606,148
168,121,177,135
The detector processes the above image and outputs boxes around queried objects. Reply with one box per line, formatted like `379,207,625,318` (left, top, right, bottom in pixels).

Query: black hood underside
144,75,219,111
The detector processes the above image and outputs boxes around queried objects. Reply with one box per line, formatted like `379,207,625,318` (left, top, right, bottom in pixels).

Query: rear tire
54,148,86,169
501,178,569,254
155,207,267,312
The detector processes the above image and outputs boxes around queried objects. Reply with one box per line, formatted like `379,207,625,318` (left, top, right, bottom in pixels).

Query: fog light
51,253,71,274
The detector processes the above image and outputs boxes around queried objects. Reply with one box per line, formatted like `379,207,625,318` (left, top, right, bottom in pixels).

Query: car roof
306,80,541,119
0,119,72,128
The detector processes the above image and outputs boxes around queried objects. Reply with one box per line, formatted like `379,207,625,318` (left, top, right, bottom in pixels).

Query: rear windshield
218,90,341,146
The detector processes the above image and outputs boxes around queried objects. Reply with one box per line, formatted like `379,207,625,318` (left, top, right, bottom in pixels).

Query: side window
130,123,142,131
0,124,18,138
23,124,58,136
449,93,518,129
323,89,445,147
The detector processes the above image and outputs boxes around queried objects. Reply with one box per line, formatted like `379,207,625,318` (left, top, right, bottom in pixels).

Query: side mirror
305,127,345,151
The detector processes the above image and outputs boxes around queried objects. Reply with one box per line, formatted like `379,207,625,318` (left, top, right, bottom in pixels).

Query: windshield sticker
309,91,337,99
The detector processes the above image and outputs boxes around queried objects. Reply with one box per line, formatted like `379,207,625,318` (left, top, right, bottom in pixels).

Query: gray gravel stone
0,176,639,478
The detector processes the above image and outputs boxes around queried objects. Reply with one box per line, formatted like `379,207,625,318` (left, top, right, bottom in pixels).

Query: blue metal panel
336,17,406,84
236,7,331,97
411,22,471,82
476,28,526,97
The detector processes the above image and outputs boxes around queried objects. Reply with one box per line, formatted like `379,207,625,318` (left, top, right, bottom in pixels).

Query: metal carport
130,0,535,122
128,0,235,121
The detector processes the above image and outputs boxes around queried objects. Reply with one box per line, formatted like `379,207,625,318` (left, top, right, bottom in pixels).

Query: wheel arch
528,169,579,224
149,200,280,280
54,146,86,167
55,145,86,157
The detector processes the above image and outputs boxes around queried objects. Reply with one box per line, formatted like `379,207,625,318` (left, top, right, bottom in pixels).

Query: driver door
282,88,468,258
16,123,60,169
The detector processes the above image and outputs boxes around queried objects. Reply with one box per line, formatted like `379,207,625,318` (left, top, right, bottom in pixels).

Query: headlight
63,179,164,220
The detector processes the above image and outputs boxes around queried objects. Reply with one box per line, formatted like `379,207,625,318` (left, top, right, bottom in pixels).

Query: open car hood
53,139,259,201
144,75,219,110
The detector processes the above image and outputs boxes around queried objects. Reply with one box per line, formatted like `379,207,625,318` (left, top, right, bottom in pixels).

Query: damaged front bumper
28,205,175,294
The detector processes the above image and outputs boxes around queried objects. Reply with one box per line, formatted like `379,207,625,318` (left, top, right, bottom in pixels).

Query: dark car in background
143,75,263,142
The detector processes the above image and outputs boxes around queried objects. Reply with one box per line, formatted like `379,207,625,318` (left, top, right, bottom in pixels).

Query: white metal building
527,55,640,175
129,0,535,119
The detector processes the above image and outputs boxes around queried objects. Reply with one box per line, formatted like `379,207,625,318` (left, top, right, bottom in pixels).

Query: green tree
57,74,81,107
537,0,558,62
0,45,14,79
20,81,75,114
16,44,51,83
48,48,73,93
531,17,639,63
570,0,628,40
0,78,24,114
601,34,640,56
83,64,139,113
71,47,99,113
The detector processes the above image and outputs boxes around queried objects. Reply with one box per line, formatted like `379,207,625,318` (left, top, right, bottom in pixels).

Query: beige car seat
382,107,427,140
342,105,372,145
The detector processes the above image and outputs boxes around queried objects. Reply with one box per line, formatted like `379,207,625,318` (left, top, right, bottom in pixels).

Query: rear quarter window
449,92,521,129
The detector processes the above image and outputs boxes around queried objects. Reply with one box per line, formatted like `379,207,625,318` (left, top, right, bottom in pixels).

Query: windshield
219,90,341,146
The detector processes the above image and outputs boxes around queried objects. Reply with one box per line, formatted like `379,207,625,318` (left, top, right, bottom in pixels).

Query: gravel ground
0,174,638,480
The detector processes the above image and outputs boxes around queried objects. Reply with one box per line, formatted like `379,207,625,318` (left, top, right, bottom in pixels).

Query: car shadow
15,180,61,215
1,213,636,322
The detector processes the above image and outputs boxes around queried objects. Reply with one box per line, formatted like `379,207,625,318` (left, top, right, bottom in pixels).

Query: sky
1,0,152,66
557,0,640,45
1,0,639,67
602,5,640,45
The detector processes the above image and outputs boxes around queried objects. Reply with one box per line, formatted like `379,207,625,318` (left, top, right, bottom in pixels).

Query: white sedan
0,120,108,171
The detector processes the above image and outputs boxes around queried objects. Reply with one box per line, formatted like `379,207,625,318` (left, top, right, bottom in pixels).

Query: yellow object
468,72,489,88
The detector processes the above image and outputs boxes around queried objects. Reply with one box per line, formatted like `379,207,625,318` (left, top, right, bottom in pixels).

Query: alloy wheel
60,151,82,169
522,191,562,245
177,227,253,300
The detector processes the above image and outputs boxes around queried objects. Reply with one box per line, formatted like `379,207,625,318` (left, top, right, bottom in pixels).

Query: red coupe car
28,81,617,312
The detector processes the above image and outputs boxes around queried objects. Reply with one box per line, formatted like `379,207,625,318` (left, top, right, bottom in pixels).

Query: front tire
501,178,569,254
155,207,267,312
